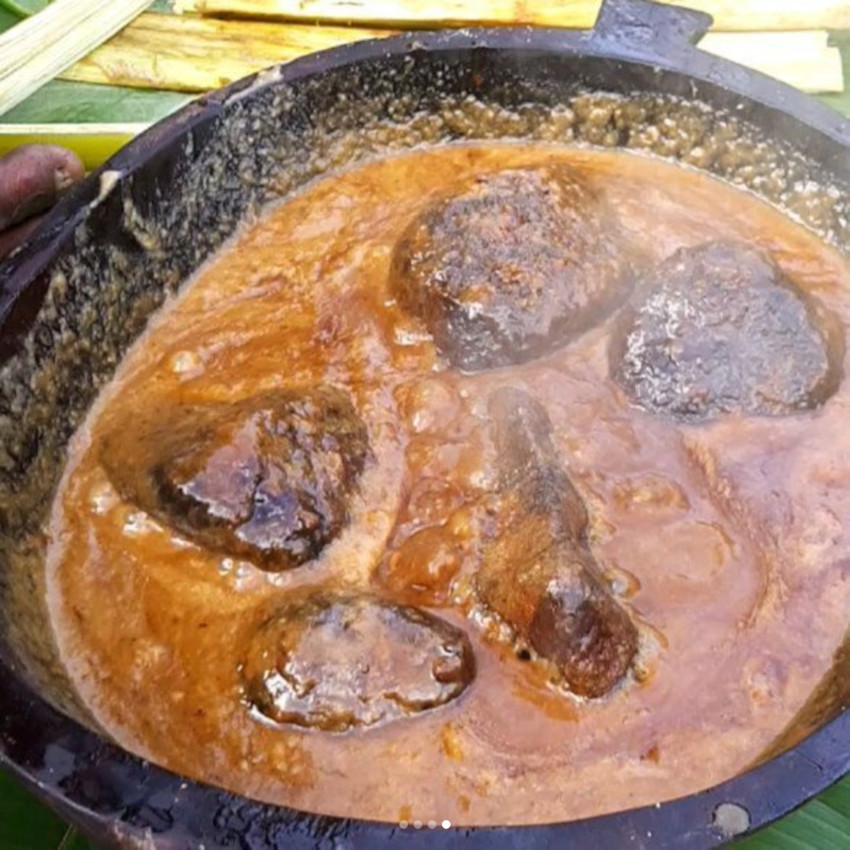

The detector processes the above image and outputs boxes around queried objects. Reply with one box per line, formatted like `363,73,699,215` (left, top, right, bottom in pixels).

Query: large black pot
0,1,847,847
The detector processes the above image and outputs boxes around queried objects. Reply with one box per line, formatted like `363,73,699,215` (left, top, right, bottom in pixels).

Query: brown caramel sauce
46,144,850,825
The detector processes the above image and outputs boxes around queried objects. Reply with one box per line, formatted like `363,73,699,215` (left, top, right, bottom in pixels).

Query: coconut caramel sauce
45,143,850,825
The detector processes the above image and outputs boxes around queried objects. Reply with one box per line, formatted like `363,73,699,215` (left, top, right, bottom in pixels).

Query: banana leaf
0,769,92,850
0,81,191,168
0,0,188,122
0,80,190,124
0,5,191,164
735,779,850,849
822,33,850,118
0,0,48,17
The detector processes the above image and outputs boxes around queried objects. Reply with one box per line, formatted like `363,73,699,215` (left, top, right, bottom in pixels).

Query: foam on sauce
46,144,850,825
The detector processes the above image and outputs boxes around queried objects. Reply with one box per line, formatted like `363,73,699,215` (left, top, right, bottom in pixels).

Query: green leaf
0,0,48,19
820,36,850,119
819,779,850,820
735,776,850,850
821,92,850,119
0,3,190,129
0,768,90,850
57,828,93,850
0,80,191,125
0,8,19,28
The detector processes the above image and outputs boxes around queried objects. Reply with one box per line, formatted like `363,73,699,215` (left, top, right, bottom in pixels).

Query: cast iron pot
0,0,847,846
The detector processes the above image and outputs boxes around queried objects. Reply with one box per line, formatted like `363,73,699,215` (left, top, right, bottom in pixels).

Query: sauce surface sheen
46,143,850,826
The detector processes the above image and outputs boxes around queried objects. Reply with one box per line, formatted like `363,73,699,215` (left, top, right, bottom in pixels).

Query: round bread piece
612,241,842,421
392,166,633,372
242,593,475,731
101,386,370,571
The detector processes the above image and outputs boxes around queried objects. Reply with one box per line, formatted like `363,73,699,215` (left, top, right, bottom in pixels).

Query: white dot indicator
428,821,437,829
413,820,422,830
442,820,452,829
399,821,408,829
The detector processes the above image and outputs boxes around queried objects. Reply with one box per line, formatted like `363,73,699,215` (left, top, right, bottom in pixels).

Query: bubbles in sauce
46,144,850,826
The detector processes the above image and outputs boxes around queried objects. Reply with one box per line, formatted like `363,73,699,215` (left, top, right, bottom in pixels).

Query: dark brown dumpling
476,387,638,698
392,166,633,372
611,241,843,421
242,593,475,731
101,386,370,571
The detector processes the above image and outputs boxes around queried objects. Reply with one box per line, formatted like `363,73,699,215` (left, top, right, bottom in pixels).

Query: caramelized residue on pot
46,144,850,825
